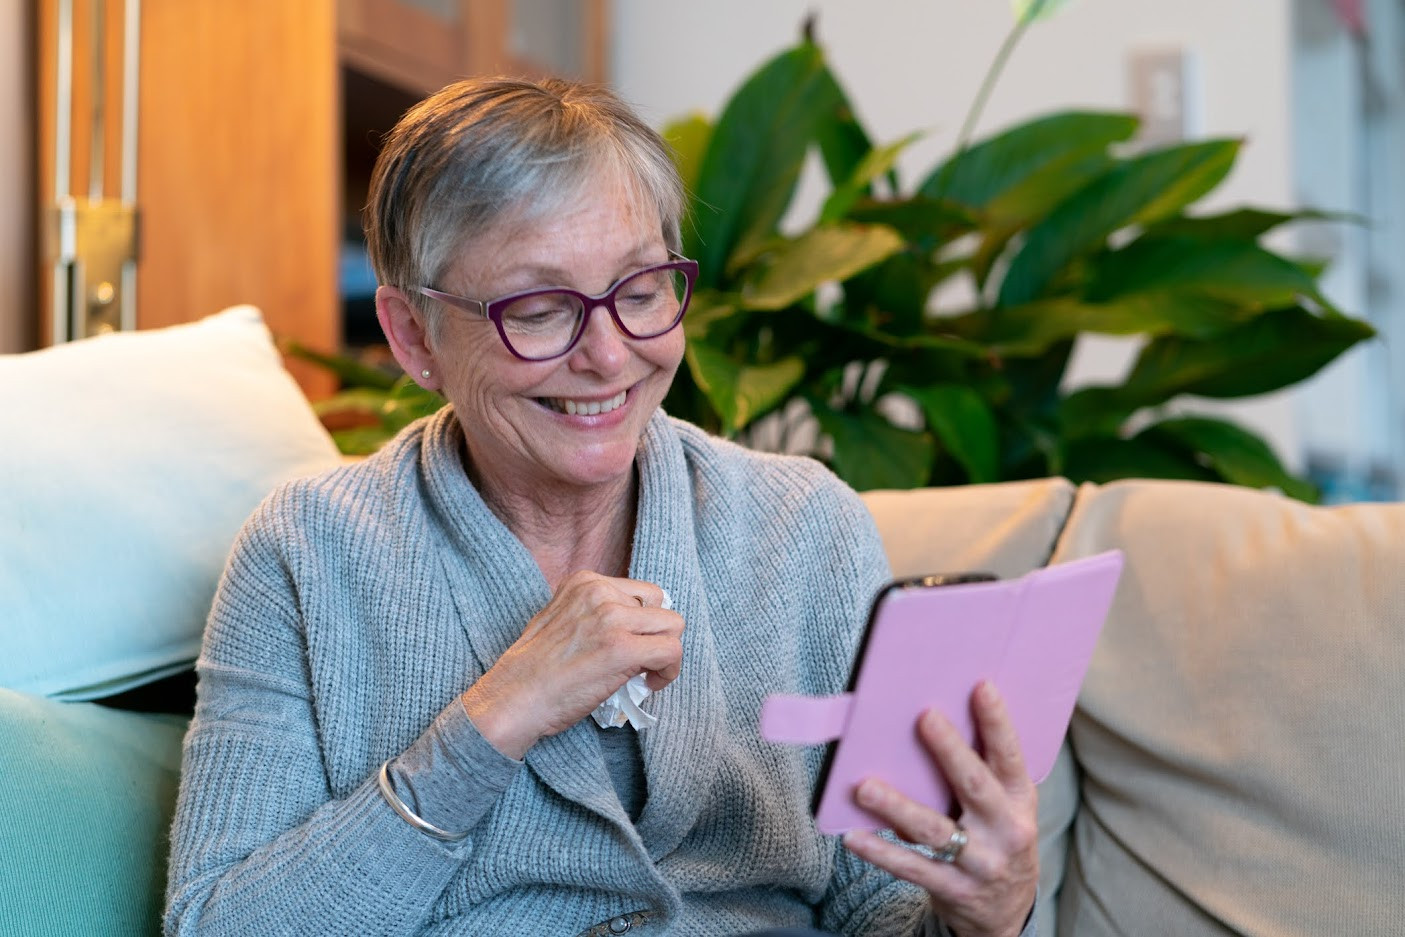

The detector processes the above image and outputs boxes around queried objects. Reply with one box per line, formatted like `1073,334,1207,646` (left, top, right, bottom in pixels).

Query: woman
165,76,1039,937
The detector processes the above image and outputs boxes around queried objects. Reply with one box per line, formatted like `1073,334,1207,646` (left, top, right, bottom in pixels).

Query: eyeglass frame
417,250,700,362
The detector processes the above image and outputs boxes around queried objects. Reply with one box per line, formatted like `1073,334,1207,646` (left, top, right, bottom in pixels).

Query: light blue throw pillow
0,306,344,700
0,688,187,937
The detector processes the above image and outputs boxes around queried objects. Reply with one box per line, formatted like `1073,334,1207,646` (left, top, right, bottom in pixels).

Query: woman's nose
567,303,630,373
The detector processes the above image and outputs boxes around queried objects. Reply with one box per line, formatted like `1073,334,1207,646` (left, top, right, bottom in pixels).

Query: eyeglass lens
499,266,689,360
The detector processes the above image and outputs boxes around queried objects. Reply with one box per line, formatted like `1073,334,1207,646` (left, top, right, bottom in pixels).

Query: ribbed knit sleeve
387,695,523,832
163,487,472,936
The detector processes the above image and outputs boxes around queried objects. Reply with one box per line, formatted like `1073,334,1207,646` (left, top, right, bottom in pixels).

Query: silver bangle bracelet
376,760,471,843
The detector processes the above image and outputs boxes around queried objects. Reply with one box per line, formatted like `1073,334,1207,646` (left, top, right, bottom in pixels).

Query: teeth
554,389,627,416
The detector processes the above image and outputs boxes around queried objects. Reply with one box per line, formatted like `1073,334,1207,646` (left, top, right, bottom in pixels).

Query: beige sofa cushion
1046,479,1405,935
861,477,1076,579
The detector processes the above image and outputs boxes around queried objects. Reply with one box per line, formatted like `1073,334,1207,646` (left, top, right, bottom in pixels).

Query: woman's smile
537,387,629,417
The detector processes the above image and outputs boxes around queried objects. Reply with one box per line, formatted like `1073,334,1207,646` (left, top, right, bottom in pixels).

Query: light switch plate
1128,48,1201,145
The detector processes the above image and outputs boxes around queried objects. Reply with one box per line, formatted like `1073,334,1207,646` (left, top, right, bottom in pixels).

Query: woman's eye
503,296,578,331
621,287,658,305
621,275,664,305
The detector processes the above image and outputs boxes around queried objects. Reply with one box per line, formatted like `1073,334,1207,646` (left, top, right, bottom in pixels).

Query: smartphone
811,572,997,818
802,550,1122,834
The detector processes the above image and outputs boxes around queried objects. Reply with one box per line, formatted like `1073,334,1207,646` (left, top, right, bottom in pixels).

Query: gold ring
633,594,646,607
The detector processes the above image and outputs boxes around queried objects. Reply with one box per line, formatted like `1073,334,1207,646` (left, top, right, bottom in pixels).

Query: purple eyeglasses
418,251,699,362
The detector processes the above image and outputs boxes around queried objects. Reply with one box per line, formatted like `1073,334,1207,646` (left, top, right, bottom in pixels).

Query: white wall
612,0,1307,467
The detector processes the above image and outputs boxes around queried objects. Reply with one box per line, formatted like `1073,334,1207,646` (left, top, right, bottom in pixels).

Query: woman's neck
466,449,638,590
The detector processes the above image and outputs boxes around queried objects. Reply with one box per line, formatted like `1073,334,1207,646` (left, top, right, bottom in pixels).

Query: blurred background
2,0,1400,500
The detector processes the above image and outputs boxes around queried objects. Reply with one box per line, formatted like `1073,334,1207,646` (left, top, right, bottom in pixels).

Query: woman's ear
376,286,440,390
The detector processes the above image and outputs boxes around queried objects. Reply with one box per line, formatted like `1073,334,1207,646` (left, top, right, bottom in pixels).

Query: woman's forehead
446,229,665,296
449,172,663,276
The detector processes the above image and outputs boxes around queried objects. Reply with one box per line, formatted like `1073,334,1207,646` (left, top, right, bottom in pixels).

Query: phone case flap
759,693,853,744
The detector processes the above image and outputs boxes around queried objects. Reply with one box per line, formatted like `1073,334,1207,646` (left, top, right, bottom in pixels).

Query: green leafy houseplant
302,10,1373,499
660,22,1373,500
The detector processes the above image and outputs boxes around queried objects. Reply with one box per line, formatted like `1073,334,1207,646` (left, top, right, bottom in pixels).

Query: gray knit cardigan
164,406,941,936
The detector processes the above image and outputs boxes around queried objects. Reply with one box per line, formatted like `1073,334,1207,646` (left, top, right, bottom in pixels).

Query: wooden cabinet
339,0,607,96
35,0,607,393
139,0,342,396
38,0,341,395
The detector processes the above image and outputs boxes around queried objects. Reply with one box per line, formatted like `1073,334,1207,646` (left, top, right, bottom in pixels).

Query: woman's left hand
841,680,1039,937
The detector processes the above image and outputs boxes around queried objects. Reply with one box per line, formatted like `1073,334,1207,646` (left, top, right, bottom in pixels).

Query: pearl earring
421,369,431,379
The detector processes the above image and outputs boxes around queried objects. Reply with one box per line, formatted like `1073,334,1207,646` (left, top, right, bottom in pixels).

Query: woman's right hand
458,570,684,759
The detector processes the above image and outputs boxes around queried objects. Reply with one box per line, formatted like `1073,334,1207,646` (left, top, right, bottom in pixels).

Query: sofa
3,308,1402,936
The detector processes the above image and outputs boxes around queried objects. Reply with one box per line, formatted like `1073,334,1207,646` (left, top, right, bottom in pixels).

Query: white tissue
591,588,672,730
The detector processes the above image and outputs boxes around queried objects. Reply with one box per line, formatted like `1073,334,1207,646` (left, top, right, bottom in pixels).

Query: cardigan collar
416,406,726,857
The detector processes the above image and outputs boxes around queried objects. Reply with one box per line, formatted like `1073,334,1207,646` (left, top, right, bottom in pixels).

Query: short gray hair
364,76,685,325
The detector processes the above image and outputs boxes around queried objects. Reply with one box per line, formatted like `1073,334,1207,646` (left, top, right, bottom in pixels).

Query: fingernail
855,779,881,807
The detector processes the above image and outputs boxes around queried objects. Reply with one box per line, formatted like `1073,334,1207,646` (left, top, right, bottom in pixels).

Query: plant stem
930,2,1044,311
953,6,1042,159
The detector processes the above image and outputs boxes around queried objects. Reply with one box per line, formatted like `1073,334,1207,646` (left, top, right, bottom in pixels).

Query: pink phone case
760,550,1124,834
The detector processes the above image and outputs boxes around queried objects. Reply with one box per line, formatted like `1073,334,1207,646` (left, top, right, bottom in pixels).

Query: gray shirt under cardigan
165,406,1035,936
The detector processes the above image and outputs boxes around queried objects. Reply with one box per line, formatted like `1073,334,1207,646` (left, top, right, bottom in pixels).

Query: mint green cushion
0,688,187,936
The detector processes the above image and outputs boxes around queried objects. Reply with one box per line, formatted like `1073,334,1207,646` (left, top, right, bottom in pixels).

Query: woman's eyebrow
490,248,666,292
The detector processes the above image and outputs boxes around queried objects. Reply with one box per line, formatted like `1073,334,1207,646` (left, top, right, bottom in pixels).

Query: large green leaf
740,224,906,311
821,132,923,224
841,250,949,337
663,112,713,198
845,196,977,245
982,152,1118,230
900,383,1000,482
1142,207,1353,242
997,139,1241,307
1062,435,1218,485
1085,236,1332,310
810,402,936,490
1119,306,1375,400
947,294,1251,357
681,293,742,342
1061,306,1377,433
684,340,805,434
813,65,880,191
840,321,991,357
970,149,1119,287
1056,386,1133,439
1136,416,1317,501
687,42,843,289
917,111,1138,209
